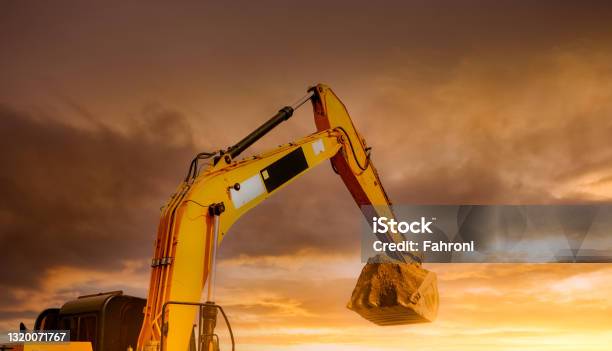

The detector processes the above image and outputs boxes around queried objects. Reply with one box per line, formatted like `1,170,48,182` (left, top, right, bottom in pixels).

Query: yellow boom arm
137,84,411,351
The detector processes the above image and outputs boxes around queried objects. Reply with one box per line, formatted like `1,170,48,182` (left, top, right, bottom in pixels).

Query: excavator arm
137,84,437,351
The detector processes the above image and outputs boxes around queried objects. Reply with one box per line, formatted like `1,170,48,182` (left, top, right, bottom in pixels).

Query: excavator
4,84,438,351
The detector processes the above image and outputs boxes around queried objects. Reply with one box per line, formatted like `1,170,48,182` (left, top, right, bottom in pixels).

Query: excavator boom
136,84,438,351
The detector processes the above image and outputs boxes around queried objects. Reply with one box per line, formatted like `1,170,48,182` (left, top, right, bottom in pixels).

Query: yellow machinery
3,84,438,351
137,84,437,351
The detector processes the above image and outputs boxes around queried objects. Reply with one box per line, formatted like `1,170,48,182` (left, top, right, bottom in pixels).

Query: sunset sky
1,1,612,350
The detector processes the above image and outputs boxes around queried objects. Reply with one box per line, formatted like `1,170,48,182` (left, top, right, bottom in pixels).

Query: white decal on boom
230,174,266,209
312,139,325,156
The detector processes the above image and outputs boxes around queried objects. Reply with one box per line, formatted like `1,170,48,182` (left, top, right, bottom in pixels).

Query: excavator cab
33,291,145,351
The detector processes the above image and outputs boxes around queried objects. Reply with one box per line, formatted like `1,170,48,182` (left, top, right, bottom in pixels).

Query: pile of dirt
347,255,439,325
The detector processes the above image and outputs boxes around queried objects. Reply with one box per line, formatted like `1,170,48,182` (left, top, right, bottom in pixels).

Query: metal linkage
160,301,234,351
207,203,224,302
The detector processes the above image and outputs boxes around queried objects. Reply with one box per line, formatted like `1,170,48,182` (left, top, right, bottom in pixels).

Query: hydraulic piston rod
225,90,315,160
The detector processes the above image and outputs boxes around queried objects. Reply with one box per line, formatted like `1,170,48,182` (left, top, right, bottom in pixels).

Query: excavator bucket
347,256,439,325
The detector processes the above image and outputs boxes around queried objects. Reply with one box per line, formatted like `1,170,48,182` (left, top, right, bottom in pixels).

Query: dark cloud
0,310,39,321
0,105,195,289
365,47,612,205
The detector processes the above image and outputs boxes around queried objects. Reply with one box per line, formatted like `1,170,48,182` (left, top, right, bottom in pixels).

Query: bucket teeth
347,255,439,325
